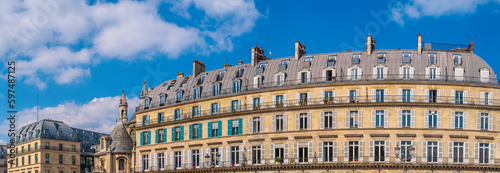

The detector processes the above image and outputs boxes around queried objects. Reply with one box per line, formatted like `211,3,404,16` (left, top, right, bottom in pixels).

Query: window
349,141,359,162
455,91,464,104
191,124,199,139
324,91,333,101
142,132,148,145
479,113,489,130
429,68,437,79
275,95,283,105
351,68,358,80
210,103,220,115
211,122,219,137
484,92,490,105
253,117,261,133
402,89,411,102
231,100,240,112
377,53,386,64
479,143,489,163
325,70,334,81
232,80,241,93
45,142,49,149
238,68,245,77
35,154,38,163
35,143,38,150
219,71,225,80
198,75,206,84
403,67,410,79
191,149,200,168
28,144,31,152
210,148,221,166
427,141,438,163
352,54,360,65
157,128,164,143
403,53,411,64
305,57,312,62
176,91,182,102
191,106,200,117
45,154,49,163
275,115,284,132
376,89,384,102
374,141,385,162
428,54,436,65
428,90,437,103
144,98,150,108
282,60,289,65
454,112,464,129
142,115,150,126
174,126,181,141
428,111,438,128
167,85,173,90
174,151,182,169
298,144,309,163
253,98,261,110
231,146,240,165
324,112,334,129
119,159,125,170
142,155,149,171
252,145,262,164
453,142,464,163
159,94,165,105
454,55,462,65
349,111,359,128
375,110,385,127
301,72,308,83
22,156,24,166
254,76,263,88
192,87,202,100
401,141,412,161
276,73,284,86
212,83,221,96
72,156,76,165
299,113,308,130
480,68,490,83
402,110,411,128
376,68,384,79
158,112,164,123
349,90,358,102
174,109,182,120
230,119,239,135
323,142,334,162
59,155,63,164
260,63,267,68
299,93,308,104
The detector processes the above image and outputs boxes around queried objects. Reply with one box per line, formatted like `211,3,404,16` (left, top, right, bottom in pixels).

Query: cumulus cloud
0,0,261,87
391,0,499,25
0,95,140,135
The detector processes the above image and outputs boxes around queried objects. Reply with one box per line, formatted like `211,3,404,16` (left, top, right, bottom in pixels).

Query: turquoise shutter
198,123,203,139
180,126,184,141
218,120,222,137
147,131,151,145
155,129,158,144
163,128,167,143
228,119,232,136
208,122,212,138
140,132,143,146
189,124,193,140
171,127,175,142
238,118,243,135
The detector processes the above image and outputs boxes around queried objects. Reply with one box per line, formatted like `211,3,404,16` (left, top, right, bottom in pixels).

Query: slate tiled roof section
108,123,134,153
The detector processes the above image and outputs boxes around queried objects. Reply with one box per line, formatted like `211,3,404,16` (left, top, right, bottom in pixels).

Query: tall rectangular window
174,109,182,120
428,90,437,103
192,124,199,139
480,113,489,130
484,92,490,105
428,111,438,128
158,153,165,170
232,80,241,93
252,146,262,164
276,115,284,131
211,122,219,137
349,111,359,128
59,155,63,164
349,141,359,162
157,128,164,143
158,112,164,123
377,68,384,79
212,83,221,96
192,87,202,100
376,89,384,102
174,151,182,169
211,103,220,114
174,126,181,141
72,156,76,165
326,70,333,81
230,120,239,135
324,112,334,129
402,89,411,102
299,113,308,130
300,93,308,103
253,117,261,133
453,142,464,163
277,74,283,86
427,141,438,163
402,110,411,128
454,112,464,129
35,154,38,163
231,146,240,165
428,54,436,64
142,155,149,171
298,145,309,163
350,90,357,102
176,91,182,102
142,115,150,126
403,67,410,79
375,110,384,127
142,132,148,145
253,98,261,110
351,69,358,80
429,68,437,79
191,106,200,117
191,150,200,168
323,142,334,162
275,95,283,105
374,141,385,162
210,148,221,166
479,143,489,163
231,100,239,112
455,91,464,104
159,95,165,105
324,91,333,100
401,141,412,161
301,72,308,83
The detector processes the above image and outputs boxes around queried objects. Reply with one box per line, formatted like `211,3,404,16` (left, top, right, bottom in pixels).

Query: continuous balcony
135,74,499,113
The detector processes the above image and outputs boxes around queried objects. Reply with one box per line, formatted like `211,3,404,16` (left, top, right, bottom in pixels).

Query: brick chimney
251,45,266,66
417,33,422,54
238,59,243,65
295,41,306,60
192,59,205,77
469,42,474,53
176,72,184,78
366,33,375,55
223,62,231,68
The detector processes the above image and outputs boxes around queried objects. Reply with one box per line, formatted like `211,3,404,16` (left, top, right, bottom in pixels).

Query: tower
140,80,148,105
119,90,128,124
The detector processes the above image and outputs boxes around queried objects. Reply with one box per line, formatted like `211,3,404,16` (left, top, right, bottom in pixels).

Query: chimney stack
366,33,375,55
251,45,266,66
417,33,422,54
469,42,474,53
176,72,184,78
192,59,206,77
223,62,231,68
295,41,306,60
238,59,243,65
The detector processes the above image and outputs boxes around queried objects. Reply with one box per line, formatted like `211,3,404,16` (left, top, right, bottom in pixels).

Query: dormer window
260,64,266,68
197,75,206,85
167,85,173,90
253,75,264,89
305,57,312,62
480,68,490,83
352,54,361,65
180,82,186,87
212,83,221,96
192,87,202,100
327,55,336,66
217,71,225,81
144,98,151,109
159,94,166,105
176,91,183,102
282,60,289,65
453,54,462,66
428,54,436,65
377,53,386,64
402,53,411,64
237,68,245,77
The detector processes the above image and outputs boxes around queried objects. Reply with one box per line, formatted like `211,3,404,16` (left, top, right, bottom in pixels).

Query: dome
108,123,133,153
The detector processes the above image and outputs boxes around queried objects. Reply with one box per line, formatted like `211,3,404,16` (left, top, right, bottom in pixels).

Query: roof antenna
467,34,473,44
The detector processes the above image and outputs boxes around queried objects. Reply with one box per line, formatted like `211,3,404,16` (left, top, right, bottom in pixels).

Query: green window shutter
163,128,167,143
228,119,232,136
198,123,203,139
140,132,143,146
147,131,151,145
218,120,222,137
189,124,193,140
155,129,158,144
238,118,243,135
171,127,175,142
208,122,212,138
180,126,184,141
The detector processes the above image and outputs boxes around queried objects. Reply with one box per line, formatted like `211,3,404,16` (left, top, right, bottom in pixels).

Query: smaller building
7,119,108,173
0,144,7,173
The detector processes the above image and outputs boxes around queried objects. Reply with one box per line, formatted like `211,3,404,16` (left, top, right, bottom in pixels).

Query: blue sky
1,0,500,143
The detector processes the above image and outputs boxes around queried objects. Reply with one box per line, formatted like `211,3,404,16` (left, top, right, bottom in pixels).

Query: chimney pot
192,59,205,77
295,41,306,60
251,45,267,66
366,34,375,55
177,72,184,78
238,59,243,65
417,33,422,54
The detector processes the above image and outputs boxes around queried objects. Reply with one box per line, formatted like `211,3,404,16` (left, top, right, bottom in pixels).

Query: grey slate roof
142,49,496,105
108,123,134,153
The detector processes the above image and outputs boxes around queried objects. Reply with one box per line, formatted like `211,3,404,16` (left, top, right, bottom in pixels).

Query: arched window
119,159,125,170
101,139,104,150
121,110,124,117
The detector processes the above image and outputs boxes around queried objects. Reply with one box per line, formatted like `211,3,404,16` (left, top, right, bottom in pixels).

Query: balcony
133,156,500,173
135,74,499,113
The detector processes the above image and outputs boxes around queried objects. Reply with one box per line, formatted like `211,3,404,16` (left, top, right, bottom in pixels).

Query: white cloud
0,95,140,135
391,0,499,25
0,0,261,87
0,139,5,144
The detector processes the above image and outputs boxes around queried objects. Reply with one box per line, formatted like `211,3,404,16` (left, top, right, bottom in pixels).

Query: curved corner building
133,34,499,173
